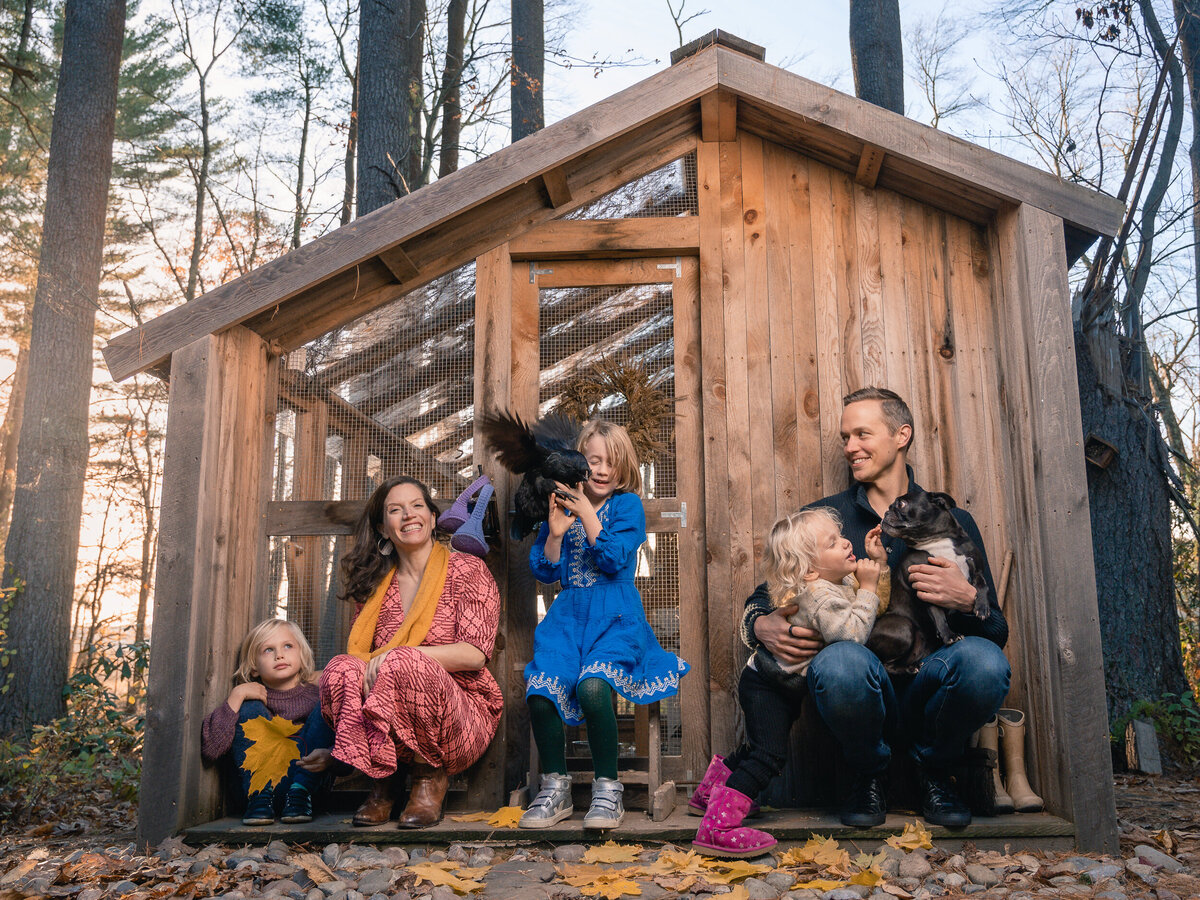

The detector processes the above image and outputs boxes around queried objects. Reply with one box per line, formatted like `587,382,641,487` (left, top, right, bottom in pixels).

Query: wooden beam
103,50,718,381
715,47,1123,238
855,143,885,188
137,327,270,846
377,244,420,282
509,217,699,259
993,203,1118,853
541,166,573,208
700,90,737,142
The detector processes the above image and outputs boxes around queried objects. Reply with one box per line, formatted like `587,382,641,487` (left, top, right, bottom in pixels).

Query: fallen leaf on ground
642,849,709,876
780,835,850,868
292,852,335,884
795,878,849,890
699,858,772,884
584,841,644,863
407,861,484,894
240,714,302,793
885,820,933,851
1156,829,1177,853
850,867,885,887
487,806,524,828
880,883,914,898
722,886,750,900
448,811,493,822
653,874,698,891
579,877,642,898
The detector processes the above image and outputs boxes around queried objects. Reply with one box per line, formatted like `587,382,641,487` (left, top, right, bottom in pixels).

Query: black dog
866,488,990,674
478,409,590,540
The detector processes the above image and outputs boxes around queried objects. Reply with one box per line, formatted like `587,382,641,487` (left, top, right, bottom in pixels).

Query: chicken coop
105,32,1124,851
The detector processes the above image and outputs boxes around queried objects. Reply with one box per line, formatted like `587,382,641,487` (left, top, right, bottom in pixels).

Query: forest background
0,0,1196,824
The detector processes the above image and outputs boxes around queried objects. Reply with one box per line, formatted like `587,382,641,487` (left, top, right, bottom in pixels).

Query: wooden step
185,807,1075,852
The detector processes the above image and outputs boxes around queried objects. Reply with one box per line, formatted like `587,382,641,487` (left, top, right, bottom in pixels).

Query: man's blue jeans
230,700,335,799
806,637,1010,774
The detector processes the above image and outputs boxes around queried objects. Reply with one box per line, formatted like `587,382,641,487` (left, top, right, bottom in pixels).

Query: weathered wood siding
695,132,1114,851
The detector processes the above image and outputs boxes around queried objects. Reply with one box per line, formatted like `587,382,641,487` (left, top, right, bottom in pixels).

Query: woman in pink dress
320,475,502,827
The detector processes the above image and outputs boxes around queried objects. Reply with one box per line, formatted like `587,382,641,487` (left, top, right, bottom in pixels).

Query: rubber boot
438,474,491,531
998,708,1044,812
977,716,1015,814
691,784,777,858
687,754,761,817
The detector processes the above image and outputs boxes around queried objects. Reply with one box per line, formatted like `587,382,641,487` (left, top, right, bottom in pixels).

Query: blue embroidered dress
524,491,690,723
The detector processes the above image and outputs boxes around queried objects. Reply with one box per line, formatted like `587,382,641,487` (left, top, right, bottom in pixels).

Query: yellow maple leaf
583,841,645,864
778,835,848,869
854,849,889,870
407,861,485,894
1154,829,1176,854
885,820,933,851
642,849,709,876
241,714,302,794
487,806,525,828
795,878,849,890
448,811,493,822
653,874,698,891
559,864,628,887
580,878,643,899
850,867,885,887
723,887,750,900
699,858,772,884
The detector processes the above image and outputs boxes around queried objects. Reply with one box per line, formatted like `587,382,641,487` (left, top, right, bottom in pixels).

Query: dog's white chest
913,536,970,578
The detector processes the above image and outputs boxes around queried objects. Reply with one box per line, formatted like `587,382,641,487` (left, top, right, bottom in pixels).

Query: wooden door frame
503,252,710,784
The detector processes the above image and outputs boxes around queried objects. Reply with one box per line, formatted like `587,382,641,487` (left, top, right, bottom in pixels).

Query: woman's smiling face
380,481,435,553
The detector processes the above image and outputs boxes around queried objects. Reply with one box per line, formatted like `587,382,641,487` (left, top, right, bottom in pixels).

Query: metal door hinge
661,501,687,528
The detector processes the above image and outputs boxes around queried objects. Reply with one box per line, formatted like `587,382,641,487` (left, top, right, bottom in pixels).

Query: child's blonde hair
577,419,642,495
765,507,843,608
233,618,316,686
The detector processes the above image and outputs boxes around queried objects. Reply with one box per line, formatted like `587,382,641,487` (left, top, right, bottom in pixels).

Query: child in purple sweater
201,618,333,825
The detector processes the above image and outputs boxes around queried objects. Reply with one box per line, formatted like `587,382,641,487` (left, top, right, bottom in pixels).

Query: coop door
513,256,708,782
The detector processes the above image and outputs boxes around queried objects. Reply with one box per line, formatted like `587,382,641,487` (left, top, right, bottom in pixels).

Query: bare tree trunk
1174,0,1200,332
405,0,426,191
849,0,904,114
0,0,125,735
356,0,412,214
511,0,544,141
0,338,29,552
341,51,357,225
438,0,466,178
185,73,210,301
293,74,312,249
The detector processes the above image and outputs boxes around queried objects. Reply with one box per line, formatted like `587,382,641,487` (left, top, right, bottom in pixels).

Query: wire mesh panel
567,152,698,220
263,264,478,665
535,274,683,757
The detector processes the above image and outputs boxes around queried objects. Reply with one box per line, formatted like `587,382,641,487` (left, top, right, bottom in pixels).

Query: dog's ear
928,491,957,510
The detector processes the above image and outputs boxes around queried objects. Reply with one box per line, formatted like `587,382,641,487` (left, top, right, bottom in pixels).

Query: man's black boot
840,770,887,827
919,766,971,828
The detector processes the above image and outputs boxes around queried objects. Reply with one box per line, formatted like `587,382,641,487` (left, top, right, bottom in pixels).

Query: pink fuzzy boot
691,784,777,858
688,755,761,817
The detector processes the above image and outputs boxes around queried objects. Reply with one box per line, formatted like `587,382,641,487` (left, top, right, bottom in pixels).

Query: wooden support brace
377,243,420,283
855,143,885,188
700,90,737,142
541,166,573,208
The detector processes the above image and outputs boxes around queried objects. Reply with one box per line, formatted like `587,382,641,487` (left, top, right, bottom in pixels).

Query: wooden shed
107,33,1125,851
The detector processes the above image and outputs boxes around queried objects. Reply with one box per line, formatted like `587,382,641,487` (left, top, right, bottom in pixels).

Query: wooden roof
103,41,1124,382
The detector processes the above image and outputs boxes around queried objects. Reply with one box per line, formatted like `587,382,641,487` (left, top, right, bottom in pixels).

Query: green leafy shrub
0,638,149,829
1111,691,1200,768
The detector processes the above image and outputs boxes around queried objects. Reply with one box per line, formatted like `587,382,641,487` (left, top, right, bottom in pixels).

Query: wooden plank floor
185,808,1075,852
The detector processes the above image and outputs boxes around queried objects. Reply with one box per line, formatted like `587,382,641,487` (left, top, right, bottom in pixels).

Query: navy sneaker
279,785,313,823
242,790,275,826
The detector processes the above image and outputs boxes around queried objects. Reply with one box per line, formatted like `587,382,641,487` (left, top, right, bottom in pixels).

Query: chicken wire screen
264,264,478,665
536,278,683,757
567,152,698,220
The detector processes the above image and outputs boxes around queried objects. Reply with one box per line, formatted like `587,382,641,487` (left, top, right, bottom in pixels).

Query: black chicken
478,409,590,540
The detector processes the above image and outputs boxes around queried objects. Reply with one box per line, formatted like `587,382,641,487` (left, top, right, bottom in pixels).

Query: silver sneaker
582,777,624,829
519,773,574,828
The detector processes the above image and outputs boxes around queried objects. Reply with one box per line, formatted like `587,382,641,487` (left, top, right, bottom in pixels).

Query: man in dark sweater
742,387,1010,828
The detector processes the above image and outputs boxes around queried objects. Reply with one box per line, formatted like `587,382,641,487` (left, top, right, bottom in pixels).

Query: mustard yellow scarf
346,542,449,661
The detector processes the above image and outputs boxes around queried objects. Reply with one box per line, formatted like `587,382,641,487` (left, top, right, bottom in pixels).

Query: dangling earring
377,534,394,556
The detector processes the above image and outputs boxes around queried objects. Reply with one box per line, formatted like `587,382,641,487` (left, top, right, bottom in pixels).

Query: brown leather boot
398,763,448,828
352,776,394,827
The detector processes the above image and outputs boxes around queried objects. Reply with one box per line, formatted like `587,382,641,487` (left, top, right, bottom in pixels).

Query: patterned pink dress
320,552,503,778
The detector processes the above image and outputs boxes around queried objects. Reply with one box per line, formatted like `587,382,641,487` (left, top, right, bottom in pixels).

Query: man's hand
908,557,975,612
753,606,824,666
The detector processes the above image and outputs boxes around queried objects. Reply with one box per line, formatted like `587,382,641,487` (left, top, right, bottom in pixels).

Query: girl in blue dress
518,419,689,830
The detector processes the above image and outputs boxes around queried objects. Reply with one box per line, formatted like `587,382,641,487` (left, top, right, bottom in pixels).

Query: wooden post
470,243,519,806
993,204,1118,853
137,327,271,847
